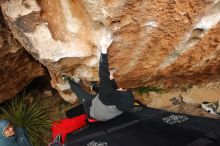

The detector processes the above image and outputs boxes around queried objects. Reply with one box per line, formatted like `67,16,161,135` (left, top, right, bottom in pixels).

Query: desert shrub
1,91,51,146
137,86,164,95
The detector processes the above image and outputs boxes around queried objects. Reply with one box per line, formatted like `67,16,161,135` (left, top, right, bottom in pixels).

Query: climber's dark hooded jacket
98,54,134,111
0,120,32,146
89,54,134,121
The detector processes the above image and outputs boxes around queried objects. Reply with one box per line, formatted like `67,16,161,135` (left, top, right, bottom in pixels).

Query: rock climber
61,29,134,121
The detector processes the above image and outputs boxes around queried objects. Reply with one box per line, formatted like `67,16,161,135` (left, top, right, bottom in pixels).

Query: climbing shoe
61,74,80,83
61,74,72,82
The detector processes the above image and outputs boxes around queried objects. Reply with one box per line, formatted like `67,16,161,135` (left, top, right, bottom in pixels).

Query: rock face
1,0,220,103
0,7,45,103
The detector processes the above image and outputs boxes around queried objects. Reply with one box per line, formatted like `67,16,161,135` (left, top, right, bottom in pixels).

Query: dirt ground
134,81,220,119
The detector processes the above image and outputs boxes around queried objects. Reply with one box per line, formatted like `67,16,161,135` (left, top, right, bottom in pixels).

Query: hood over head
114,90,134,112
0,120,9,138
0,120,18,146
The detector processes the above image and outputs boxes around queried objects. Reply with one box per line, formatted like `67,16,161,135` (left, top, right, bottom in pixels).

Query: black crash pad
65,106,220,146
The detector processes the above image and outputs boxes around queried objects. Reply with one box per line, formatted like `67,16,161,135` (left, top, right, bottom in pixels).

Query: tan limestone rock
0,8,45,103
1,0,220,102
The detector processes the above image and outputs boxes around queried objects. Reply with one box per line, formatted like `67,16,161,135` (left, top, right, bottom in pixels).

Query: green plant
137,86,164,96
0,92,51,146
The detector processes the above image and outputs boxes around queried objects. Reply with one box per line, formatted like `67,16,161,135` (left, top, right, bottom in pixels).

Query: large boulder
0,7,45,103
1,0,220,103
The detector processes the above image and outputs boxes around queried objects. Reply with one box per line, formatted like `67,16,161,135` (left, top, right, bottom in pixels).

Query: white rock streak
160,1,220,68
145,20,158,28
196,2,220,30
60,0,81,34
3,0,40,20
26,24,92,61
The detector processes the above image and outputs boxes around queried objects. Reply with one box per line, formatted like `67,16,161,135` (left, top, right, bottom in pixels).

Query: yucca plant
1,91,52,146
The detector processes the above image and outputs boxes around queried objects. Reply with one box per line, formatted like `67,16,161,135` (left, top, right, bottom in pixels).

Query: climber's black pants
68,78,118,113
68,80,95,115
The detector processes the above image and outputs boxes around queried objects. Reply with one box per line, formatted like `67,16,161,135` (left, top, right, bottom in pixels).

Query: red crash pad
52,114,87,143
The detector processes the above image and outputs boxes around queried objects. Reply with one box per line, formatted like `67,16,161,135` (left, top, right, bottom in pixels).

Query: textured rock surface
1,0,220,102
0,8,45,103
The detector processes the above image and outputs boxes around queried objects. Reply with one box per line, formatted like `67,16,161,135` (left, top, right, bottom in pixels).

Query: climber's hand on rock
117,88,127,91
100,29,113,54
